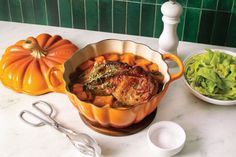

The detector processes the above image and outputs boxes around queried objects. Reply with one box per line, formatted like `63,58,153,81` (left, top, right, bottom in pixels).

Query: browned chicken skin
79,61,161,106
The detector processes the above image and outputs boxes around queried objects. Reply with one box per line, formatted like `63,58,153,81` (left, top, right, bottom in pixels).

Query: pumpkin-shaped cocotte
0,33,78,95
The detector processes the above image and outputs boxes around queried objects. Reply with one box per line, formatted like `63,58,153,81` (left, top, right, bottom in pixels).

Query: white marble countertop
0,21,236,157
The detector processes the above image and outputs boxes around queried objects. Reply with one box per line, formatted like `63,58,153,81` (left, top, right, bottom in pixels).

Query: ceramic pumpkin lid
0,33,78,95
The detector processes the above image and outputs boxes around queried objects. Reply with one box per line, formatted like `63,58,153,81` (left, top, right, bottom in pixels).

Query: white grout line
196,0,203,42
19,0,24,22
115,0,155,5
7,0,12,21
44,0,49,25
138,0,142,36
209,0,219,44
181,0,188,40
186,7,232,13
152,2,157,37
70,0,74,28
224,0,235,46
31,0,36,23
57,0,61,26
84,0,87,29
114,0,232,13
98,0,100,31
125,1,128,34
111,0,114,32
111,0,114,33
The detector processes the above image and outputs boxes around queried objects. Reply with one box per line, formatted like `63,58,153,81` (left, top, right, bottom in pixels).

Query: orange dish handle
163,54,184,82
47,65,66,93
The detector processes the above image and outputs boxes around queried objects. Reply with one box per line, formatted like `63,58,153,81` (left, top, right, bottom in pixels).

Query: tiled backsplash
0,0,236,47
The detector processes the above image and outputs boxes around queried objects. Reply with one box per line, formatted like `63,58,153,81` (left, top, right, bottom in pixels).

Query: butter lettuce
185,49,236,100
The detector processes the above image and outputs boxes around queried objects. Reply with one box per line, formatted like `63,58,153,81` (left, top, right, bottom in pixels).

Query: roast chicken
77,61,162,106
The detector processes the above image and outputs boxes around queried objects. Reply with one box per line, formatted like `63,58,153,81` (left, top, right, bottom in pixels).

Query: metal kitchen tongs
19,100,101,157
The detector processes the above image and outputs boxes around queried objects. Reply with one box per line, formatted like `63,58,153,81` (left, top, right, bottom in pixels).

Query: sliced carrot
135,58,151,71
135,58,151,66
76,92,88,101
72,84,88,100
79,60,94,70
93,95,113,107
72,83,83,93
95,55,105,64
120,53,135,65
148,63,159,72
105,54,119,61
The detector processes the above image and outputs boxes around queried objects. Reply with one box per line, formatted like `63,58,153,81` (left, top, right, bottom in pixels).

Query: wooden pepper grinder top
158,0,183,56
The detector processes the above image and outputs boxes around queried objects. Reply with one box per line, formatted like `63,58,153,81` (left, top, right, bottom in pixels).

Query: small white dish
147,121,186,157
183,49,236,105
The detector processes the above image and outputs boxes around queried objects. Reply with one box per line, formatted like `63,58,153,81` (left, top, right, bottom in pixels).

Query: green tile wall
183,8,200,42
45,0,59,26
113,1,126,33
72,0,85,29
154,5,163,37
58,0,72,28
141,3,155,37
127,2,140,35
198,10,215,44
9,0,22,22
85,0,99,30
33,0,47,25
99,0,112,32
21,0,35,23
0,0,10,21
1,0,236,47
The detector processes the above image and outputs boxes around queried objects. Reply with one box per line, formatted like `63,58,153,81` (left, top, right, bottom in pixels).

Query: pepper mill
158,0,182,56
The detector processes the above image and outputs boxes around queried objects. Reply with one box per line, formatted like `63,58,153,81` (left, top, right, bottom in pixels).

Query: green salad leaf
185,49,236,100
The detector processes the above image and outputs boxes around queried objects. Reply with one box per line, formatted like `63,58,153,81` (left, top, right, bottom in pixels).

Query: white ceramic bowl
147,121,186,157
183,49,236,106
